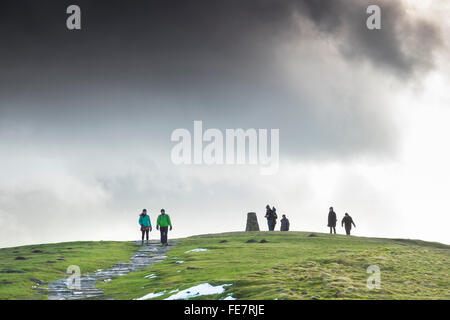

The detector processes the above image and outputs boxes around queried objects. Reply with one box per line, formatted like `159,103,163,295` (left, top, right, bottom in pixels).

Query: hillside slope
1,232,449,300
0,241,136,299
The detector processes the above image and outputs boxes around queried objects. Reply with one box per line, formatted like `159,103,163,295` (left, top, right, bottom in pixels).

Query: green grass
0,241,136,300
99,232,450,300
1,233,449,300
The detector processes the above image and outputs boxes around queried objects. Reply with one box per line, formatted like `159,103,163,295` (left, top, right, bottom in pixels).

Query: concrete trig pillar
245,212,260,231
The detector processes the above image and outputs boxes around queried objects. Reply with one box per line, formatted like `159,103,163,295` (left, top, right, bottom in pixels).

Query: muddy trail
38,241,174,300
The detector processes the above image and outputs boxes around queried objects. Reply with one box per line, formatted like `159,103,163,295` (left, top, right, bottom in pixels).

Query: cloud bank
0,1,448,246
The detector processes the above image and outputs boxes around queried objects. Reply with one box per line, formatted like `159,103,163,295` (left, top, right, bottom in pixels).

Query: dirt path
39,241,174,300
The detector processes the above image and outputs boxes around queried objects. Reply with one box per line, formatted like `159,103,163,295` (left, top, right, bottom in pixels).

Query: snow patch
135,291,166,300
175,261,184,264
144,274,157,279
185,248,209,253
165,283,231,300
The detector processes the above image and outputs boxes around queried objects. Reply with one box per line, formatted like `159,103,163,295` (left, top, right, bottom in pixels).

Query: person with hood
264,205,277,231
280,214,290,231
156,209,172,246
341,212,356,235
138,209,152,245
327,207,337,234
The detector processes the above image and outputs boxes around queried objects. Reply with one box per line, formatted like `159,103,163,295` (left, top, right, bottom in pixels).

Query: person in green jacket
138,209,152,245
156,209,172,246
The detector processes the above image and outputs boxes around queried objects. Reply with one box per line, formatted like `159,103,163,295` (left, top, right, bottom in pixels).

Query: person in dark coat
280,214,290,231
327,207,337,234
272,207,278,229
264,205,277,231
341,213,356,235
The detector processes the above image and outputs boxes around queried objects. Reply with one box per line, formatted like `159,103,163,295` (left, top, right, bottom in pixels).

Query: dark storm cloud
0,0,441,97
0,0,297,99
299,0,442,78
1,1,448,248
0,0,442,159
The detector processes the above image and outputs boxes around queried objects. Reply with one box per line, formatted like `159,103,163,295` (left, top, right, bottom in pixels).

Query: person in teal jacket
139,209,152,245
156,209,172,246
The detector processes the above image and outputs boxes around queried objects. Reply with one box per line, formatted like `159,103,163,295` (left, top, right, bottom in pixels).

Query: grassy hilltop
1,232,449,300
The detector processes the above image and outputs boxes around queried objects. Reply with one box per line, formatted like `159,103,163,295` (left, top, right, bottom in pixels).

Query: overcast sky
1,0,449,247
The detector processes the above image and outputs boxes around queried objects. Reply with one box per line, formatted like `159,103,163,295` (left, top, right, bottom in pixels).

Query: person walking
139,209,152,245
156,209,172,246
280,214,290,231
341,213,356,235
327,207,337,234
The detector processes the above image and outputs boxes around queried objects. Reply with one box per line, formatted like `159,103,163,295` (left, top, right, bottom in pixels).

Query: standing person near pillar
264,205,277,231
271,207,278,230
280,214,290,231
156,209,172,246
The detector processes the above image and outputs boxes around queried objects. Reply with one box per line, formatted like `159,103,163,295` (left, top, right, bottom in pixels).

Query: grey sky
1,1,449,247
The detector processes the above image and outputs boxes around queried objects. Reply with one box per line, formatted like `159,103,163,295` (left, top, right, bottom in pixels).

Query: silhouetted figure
327,207,337,234
280,214,290,231
272,207,278,229
156,209,172,246
341,213,356,235
264,205,277,231
138,209,152,245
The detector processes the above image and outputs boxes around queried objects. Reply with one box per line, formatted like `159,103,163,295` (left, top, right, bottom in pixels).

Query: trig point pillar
245,212,260,231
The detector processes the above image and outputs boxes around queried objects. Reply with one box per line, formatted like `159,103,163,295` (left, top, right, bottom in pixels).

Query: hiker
272,206,278,228
264,205,277,231
341,213,356,235
280,214,290,231
327,207,337,234
139,209,152,245
156,209,172,246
